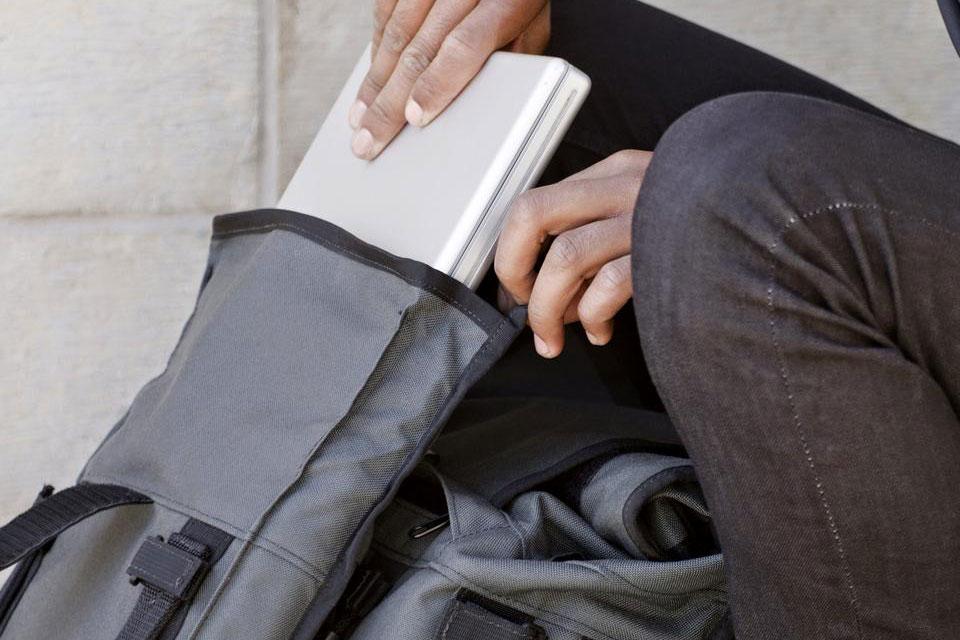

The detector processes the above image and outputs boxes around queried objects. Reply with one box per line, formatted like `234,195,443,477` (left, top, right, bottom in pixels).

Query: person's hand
495,150,653,358
350,0,551,160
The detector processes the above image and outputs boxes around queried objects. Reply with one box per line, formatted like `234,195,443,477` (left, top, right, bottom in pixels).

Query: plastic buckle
126,535,209,600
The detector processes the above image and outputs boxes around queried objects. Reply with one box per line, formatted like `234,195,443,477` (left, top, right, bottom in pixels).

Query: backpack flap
1,209,523,640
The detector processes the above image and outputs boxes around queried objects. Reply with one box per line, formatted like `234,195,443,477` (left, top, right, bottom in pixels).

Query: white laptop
278,46,590,289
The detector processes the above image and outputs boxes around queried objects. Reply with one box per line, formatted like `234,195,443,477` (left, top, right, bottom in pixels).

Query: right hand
495,150,654,358
349,0,551,160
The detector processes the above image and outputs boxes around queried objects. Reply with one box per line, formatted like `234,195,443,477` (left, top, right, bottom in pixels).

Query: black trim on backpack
437,590,547,640
212,209,506,336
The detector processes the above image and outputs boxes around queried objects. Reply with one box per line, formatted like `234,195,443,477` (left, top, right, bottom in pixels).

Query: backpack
0,209,729,640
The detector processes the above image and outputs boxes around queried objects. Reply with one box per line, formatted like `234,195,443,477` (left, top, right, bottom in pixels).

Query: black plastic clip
126,535,210,600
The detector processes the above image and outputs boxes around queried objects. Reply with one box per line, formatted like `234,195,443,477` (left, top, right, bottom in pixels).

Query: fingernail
585,331,606,346
348,100,367,129
405,99,425,127
533,335,555,358
352,128,374,158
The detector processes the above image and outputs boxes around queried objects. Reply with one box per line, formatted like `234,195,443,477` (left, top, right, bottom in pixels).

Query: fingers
353,0,478,159
562,149,652,183
527,214,632,358
506,1,551,54
406,0,546,127
372,0,401,59
577,255,633,346
495,172,642,306
356,0,433,119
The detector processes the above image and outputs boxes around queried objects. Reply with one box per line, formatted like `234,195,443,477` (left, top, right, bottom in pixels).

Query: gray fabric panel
579,453,696,559
255,289,490,577
2,503,239,640
81,228,417,533
185,545,318,640
361,476,726,640
56,217,519,639
349,565,460,640
441,490,725,640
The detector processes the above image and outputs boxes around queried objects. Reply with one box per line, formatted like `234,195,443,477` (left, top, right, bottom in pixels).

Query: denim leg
632,92,960,639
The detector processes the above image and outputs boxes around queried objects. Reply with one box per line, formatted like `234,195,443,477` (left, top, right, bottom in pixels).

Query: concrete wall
1,0,958,531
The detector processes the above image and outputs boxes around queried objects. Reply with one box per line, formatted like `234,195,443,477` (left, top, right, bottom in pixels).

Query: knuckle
609,149,638,170
549,233,584,271
443,27,485,59
493,252,515,283
411,69,441,102
399,42,433,75
526,304,552,328
577,297,601,323
365,99,394,128
492,257,509,282
362,73,386,97
509,192,542,228
611,149,650,172
373,2,392,29
595,260,631,292
382,22,412,55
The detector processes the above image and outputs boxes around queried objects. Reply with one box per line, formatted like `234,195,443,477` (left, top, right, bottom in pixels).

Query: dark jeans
490,1,960,638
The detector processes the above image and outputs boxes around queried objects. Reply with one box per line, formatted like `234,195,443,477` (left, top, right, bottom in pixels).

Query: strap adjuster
126,535,209,600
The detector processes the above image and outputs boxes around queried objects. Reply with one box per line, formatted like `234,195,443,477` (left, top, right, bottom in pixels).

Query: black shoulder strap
438,591,547,640
0,483,151,570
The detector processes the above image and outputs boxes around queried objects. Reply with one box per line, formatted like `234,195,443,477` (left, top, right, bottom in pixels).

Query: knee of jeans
638,91,851,233
631,93,837,352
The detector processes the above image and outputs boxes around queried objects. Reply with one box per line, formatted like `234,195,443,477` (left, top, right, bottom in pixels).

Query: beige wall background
1,0,958,534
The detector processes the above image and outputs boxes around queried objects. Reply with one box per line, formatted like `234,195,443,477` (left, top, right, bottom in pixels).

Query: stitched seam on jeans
766,201,879,640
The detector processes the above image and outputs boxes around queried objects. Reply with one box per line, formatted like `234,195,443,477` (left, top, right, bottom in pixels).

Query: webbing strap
439,591,546,640
118,533,210,640
0,483,151,570
118,520,233,640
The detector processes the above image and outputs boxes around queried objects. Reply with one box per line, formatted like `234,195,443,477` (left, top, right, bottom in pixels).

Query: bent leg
543,0,893,179
633,93,960,639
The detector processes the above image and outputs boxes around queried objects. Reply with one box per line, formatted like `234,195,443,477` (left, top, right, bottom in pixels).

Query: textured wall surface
1,0,957,533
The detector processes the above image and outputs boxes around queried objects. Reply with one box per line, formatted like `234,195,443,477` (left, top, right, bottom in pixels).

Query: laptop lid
278,47,588,283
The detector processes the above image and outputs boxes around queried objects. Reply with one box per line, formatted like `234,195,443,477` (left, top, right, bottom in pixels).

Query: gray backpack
0,210,729,640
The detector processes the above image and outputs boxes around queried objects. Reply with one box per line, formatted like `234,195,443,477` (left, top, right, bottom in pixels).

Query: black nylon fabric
0,484,151,570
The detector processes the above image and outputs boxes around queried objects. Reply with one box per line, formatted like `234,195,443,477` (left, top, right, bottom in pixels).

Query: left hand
350,0,551,160
495,149,653,358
